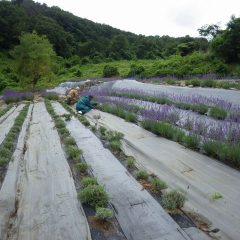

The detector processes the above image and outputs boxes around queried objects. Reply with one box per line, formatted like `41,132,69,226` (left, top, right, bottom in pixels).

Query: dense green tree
12,31,56,89
12,0,24,6
0,1,27,49
0,0,210,61
177,42,195,56
198,24,221,40
211,16,240,63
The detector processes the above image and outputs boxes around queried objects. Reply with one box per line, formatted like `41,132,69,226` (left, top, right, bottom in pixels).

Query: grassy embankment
1,52,240,92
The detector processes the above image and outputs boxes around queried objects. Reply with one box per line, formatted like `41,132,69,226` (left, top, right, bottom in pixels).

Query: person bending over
76,95,96,114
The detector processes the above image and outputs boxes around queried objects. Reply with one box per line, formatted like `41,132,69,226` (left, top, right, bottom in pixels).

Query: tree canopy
12,31,56,89
211,16,240,63
0,0,208,61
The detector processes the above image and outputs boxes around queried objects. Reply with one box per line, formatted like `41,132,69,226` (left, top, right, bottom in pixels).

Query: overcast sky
36,0,240,37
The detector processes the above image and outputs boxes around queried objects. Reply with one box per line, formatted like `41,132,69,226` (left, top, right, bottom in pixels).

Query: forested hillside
0,0,240,91
0,0,208,60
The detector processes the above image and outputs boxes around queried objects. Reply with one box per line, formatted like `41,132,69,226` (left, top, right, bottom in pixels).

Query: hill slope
0,0,208,59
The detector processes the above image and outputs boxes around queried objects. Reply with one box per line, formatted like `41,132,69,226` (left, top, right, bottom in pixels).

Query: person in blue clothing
76,95,95,114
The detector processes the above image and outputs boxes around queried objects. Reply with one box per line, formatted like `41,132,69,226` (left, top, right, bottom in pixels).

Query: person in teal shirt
76,95,94,114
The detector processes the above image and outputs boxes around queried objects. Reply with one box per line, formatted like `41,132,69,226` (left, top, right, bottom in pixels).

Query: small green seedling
210,192,223,201
127,156,135,168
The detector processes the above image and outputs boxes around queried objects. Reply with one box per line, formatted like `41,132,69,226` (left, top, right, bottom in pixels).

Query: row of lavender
93,95,240,144
84,82,240,123
0,90,59,103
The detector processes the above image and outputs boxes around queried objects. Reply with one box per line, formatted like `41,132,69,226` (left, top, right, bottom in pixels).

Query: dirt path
113,80,240,105
86,109,240,240
0,105,25,145
0,101,91,240
52,102,192,240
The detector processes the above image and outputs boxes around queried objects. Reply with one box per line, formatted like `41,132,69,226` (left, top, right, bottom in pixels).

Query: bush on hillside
102,65,119,77
128,64,145,78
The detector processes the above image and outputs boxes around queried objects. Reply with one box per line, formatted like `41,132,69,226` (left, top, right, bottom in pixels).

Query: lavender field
84,80,240,168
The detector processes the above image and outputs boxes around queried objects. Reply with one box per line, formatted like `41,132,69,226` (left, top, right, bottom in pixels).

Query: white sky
36,0,240,37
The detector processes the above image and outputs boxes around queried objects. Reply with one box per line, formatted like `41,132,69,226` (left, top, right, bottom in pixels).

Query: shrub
183,134,199,150
64,137,75,146
141,121,175,140
91,125,97,132
76,162,89,174
81,177,98,188
106,131,123,142
99,126,107,136
125,112,137,122
108,140,121,152
202,140,221,158
96,207,113,220
150,177,167,191
209,107,227,120
136,170,149,180
127,157,135,168
128,64,145,78
161,190,186,210
66,146,82,162
103,65,119,77
58,127,70,137
0,146,12,159
200,79,217,88
62,113,72,121
217,81,232,89
55,119,65,129
191,104,208,115
166,79,176,85
203,140,240,168
74,69,82,77
186,79,201,87
0,156,9,167
79,185,109,208
174,129,185,143
78,116,90,126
